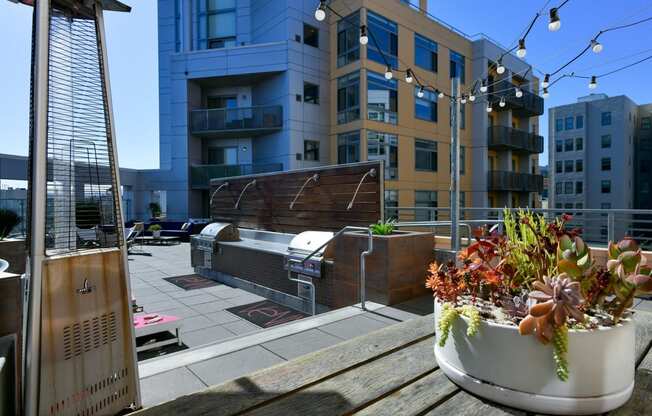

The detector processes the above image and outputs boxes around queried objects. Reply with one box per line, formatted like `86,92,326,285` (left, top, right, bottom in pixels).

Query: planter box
434,300,635,415
0,239,26,275
329,231,435,307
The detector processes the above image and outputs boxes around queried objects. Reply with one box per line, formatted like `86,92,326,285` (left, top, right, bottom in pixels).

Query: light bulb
548,8,561,32
469,94,476,102
589,75,597,89
405,69,413,84
542,74,550,88
499,97,506,107
591,39,603,53
516,39,526,58
417,86,424,98
480,81,488,93
461,95,467,104
359,25,368,45
437,90,445,99
542,88,549,98
515,88,523,98
497,62,505,74
315,1,326,21
384,66,393,80
486,103,493,113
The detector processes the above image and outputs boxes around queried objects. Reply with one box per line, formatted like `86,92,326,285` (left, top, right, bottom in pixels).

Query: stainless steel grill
285,231,334,278
191,222,239,268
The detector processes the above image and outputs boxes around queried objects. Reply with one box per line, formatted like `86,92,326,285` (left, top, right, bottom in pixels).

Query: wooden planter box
0,239,26,275
328,230,435,308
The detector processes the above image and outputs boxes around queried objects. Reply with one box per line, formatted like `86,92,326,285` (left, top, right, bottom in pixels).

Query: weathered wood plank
633,310,652,365
423,390,527,416
245,338,436,416
134,314,435,416
353,369,457,416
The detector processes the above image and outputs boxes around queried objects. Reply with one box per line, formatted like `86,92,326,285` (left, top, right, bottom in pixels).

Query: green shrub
370,219,395,235
148,202,162,218
147,224,162,232
0,209,21,240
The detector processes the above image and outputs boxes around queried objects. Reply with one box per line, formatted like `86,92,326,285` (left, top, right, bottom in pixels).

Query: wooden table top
136,311,652,416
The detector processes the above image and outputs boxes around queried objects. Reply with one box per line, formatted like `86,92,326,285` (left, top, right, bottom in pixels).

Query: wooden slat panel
134,314,434,416
423,391,527,416
633,310,652,365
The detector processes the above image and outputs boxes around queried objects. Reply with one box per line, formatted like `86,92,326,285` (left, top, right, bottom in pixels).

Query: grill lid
288,231,334,255
199,222,239,241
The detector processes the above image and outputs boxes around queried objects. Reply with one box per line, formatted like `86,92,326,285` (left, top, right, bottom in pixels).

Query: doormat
226,300,309,329
163,274,220,291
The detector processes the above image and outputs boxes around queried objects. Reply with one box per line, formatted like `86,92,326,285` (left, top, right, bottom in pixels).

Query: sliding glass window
367,10,398,69
337,11,360,67
337,72,360,124
367,131,398,180
415,33,437,72
415,87,438,122
338,131,360,164
205,0,236,49
367,70,397,125
449,50,466,84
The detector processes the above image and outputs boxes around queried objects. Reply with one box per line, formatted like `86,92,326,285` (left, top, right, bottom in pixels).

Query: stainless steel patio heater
15,0,141,414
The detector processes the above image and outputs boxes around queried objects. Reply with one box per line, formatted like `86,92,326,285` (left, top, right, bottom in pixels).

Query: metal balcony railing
190,163,283,189
488,126,544,154
490,81,544,117
190,105,283,136
488,170,543,193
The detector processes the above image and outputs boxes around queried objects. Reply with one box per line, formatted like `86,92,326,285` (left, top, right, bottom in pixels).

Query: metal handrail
287,226,374,315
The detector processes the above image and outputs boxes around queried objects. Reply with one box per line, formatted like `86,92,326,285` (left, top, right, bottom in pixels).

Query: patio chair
0,258,8,273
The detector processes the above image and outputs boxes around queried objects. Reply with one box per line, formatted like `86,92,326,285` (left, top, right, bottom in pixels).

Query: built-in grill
285,231,334,278
191,222,239,269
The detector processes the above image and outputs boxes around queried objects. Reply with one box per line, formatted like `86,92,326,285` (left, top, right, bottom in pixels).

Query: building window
337,131,360,164
601,111,612,126
601,180,611,193
601,202,611,209
564,139,573,152
367,11,398,69
385,190,398,220
601,134,611,148
415,33,437,72
576,181,583,194
555,182,563,195
303,23,319,48
642,117,652,129
576,203,583,209
415,139,437,171
601,157,611,171
575,137,583,151
367,70,398,124
460,102,466,129
564,181,573,194
415,191,437,221
564,160,573,173
449,50,465,83
455,146,466,175
576,115,584,129
367,131,398,180
303,82,319,104
415,87,438,122
337,11,360,67
565,116,574,130
206,0,236,49
304,140,320,161
174,0,182,52
555,140,563,152
337,72,360,124
555,118,563,132
576,159,583,172
555,161,562,173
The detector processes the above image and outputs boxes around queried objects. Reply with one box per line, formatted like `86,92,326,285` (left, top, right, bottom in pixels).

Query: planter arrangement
148,224,162,239
427,211,652,415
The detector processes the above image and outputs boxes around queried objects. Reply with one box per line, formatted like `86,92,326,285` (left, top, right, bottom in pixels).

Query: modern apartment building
635,103,652,209
154,0,544,221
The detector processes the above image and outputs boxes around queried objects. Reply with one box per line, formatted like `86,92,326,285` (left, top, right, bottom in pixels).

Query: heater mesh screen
45,9,121,254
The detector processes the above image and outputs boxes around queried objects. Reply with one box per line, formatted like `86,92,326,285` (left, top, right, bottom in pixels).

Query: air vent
63,312,117,360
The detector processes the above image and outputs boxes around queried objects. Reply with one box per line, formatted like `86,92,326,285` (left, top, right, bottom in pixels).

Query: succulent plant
438,303,459,347
557,234,592,279
606,238,652,320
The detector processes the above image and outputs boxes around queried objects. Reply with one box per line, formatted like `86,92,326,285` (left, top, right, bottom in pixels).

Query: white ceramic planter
434,300,635,415
152,230,161,239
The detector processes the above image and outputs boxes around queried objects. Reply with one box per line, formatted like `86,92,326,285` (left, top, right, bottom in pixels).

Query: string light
460,95,467,104
384,65,393,80
499,96,506,107
496,58,506,74
589,75,597,89
469,93,476,102
417,86,425,98
315,1,326,21
548,8,561,32
517,39,527,58
515,88,523,98
486,102,493,113
359,25,368,45
437,90,445,99
542,88,550,98
542,74,550,88
591,39,603,53
405,69,414,83
480,80,488,93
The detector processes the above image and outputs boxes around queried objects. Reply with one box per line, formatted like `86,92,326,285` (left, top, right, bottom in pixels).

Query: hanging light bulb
460,95,467,104
315,1,326,21
542,73,550,88
589,75,597,89
417,86,424,98
469,94,476,102
515,88,523,98
548,8,561,32
517,39,527,58
384,65,393,80
591,39,603,53
496,58,506,75
542,88,549,98
405,69,413,84
486,103,493,113
359,25,368,45
437,90,445,99
499,96,506,107
480,80,488,93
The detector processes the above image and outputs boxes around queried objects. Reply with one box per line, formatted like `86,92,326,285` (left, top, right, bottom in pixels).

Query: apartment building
154,0,544,221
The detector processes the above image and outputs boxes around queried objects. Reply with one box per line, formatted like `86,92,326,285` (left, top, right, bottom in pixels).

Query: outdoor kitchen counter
135,310,652,416
218,238,290,256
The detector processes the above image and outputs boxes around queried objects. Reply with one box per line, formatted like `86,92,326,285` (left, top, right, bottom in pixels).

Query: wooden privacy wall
209,161,383,233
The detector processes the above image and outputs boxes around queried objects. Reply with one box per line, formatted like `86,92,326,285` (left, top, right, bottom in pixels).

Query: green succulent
557,234,592,278
370,219,395,236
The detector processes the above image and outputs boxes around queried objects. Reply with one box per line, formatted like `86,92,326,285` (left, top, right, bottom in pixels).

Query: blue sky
1,0,651,168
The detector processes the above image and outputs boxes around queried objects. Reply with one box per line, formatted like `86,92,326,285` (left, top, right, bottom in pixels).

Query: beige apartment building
327,0,544,218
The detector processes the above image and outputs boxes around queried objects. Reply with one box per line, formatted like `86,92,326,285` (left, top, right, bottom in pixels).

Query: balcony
190,163,283,189
190,105,283,138
490,81,544,117
488,170,543,193
488,126,543,154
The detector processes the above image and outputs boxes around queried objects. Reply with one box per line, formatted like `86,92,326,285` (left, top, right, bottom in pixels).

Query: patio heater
15,0,141,414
